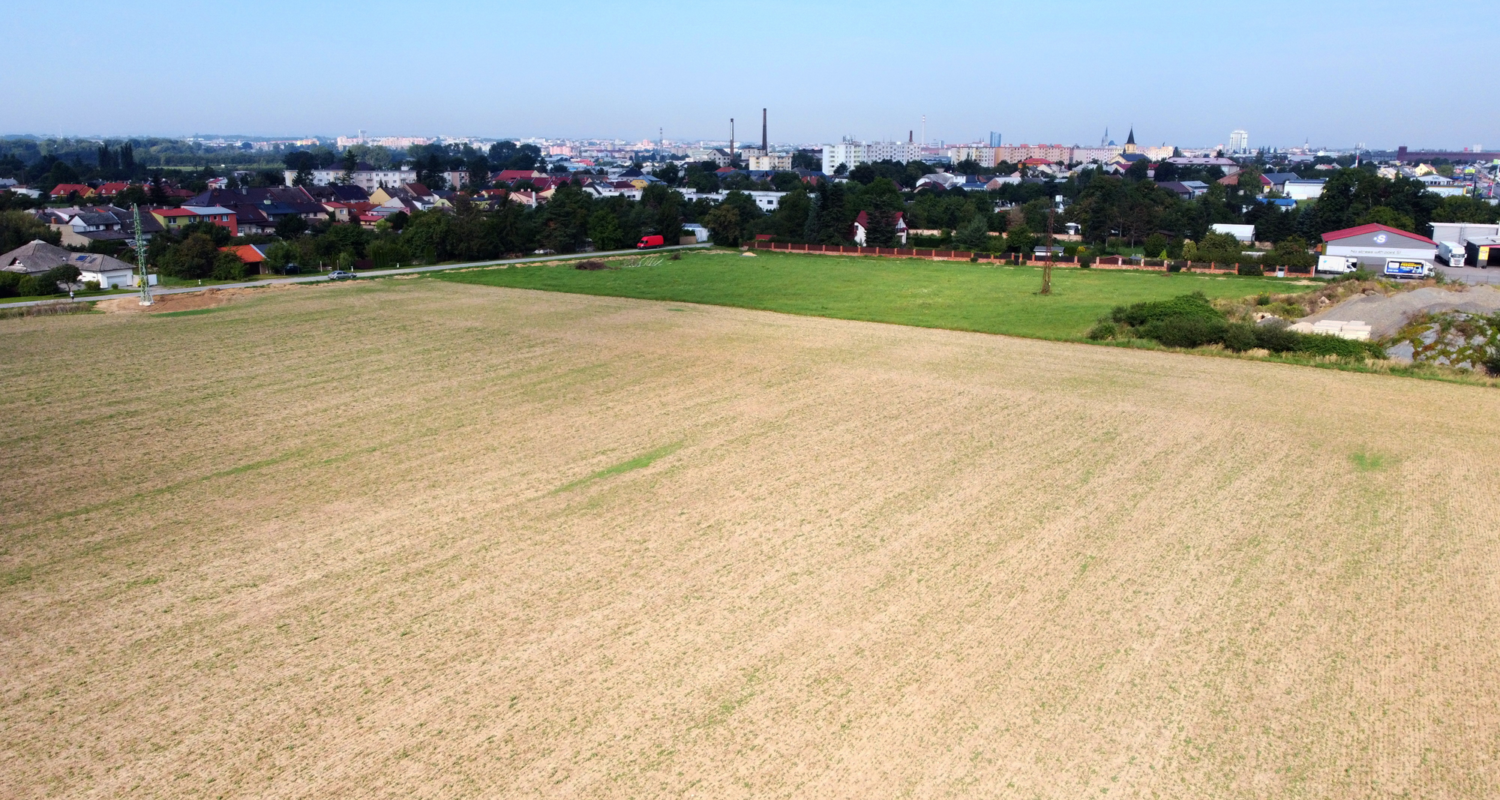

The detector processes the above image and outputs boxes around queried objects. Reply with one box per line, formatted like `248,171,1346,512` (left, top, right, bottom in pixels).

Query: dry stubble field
3,279,1500,799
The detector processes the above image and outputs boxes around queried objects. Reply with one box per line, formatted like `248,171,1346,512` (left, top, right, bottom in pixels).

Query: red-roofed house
96,182,133,198
850,210,908,246
151,206,239,236
222,244,269,271
50,184,95,199
1321,223,1437,266
494,170,546,183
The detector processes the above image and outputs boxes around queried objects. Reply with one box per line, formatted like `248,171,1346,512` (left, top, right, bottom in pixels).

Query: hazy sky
8,0,1496,149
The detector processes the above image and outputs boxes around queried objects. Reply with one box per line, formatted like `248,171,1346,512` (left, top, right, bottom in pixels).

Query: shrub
1223,322,1258,352
1086,321,1117,340
1256,293,1272,306
1484,347,1500,376
211,251,247,281
1111,292,1221,327
1079,253,1094,268
0,271,21,297
17,275,54,296
1296,333,1376,359
1137,316,1228,349
1237,262,1264,276
1254,326,1302,353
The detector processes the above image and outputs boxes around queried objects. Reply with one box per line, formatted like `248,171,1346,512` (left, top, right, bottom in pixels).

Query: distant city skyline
6,0,1495,150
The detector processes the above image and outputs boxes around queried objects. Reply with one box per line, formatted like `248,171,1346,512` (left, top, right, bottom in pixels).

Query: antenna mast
132,204,152,306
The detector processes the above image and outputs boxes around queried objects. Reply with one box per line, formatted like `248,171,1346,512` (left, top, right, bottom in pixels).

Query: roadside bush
210,251,247,281
1254,325,1301,353
1111,292,1220,327
1086,321,1117,340
1138,316,1228,349
17,275,55,296
1223,322,1258,352
0,271,19,297
1297,333,1384,359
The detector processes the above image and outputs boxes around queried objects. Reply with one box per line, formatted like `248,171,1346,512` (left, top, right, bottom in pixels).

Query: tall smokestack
909,130,913,143
730,118,734,158
762,108,767,153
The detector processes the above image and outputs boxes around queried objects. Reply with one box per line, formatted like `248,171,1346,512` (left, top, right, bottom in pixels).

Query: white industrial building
1321,223,1437,266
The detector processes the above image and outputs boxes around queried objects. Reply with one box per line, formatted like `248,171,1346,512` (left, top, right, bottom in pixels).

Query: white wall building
679,190,787,212
748,153,793,171
1229,130,1249,153
286,167,421,191
822,141,922,174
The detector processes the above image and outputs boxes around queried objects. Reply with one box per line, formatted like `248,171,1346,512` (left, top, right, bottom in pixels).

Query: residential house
1282,179,1327,201
151,206,239,236
49,184,96,200
850,210,908,246
1157,180,1210,200
1258,173,1304,194
369,183,434,206
95,182,133,198
493,169,547,184
1211,223,1256,243
222,244,270,272
305,184,372,204
0,240,136,288
38,206,164,248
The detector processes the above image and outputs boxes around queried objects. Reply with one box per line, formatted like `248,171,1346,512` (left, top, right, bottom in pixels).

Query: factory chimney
762,108,767,153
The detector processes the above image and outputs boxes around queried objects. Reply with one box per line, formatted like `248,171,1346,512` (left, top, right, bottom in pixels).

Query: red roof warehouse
1321,223,1437,265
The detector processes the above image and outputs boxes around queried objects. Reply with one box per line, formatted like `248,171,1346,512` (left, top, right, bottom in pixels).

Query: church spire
1126,127,1135,146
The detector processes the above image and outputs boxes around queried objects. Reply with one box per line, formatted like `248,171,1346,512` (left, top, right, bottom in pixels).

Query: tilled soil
3,280,1500,799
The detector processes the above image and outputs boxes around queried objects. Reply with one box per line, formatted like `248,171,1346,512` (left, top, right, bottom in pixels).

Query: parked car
636,234,665,249
328,270,356,281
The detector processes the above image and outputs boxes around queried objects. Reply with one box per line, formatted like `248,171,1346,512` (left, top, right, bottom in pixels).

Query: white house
1283,179,1327,201
1211,223,1256,243
74,253,137,289
851,211,908,246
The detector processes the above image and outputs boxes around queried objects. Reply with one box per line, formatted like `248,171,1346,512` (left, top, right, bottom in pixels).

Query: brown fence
746,241,1252,273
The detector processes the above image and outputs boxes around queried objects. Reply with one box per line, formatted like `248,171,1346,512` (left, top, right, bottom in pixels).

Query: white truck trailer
1438,241,1467,268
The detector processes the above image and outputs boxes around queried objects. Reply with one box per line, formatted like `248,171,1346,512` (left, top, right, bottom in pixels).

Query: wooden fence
743,241,1312,275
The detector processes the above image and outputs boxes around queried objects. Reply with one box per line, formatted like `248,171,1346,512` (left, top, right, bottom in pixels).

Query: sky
7,0,1496,150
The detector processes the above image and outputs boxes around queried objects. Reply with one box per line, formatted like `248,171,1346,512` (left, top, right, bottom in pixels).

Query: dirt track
3,280,1500,798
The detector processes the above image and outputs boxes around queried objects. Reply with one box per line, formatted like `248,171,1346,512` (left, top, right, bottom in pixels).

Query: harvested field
3,279,1500,798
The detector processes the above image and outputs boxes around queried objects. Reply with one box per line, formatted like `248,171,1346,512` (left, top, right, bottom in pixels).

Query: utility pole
1041,207,1055,295
132,204,152,306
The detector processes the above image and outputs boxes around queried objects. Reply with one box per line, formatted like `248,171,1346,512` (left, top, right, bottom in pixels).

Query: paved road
0,243,711,309
1437,264,1500,286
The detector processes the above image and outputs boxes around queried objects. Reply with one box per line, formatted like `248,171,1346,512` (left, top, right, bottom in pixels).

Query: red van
636,234,665,249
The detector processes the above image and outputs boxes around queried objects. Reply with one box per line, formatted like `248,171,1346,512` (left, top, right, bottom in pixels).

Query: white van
1316,255,1359,274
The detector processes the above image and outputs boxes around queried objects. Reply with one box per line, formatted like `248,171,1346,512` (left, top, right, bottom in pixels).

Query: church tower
1124,127,1138,155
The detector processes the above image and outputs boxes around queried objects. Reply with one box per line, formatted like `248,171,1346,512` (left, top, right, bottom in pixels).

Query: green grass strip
554,443,682,493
